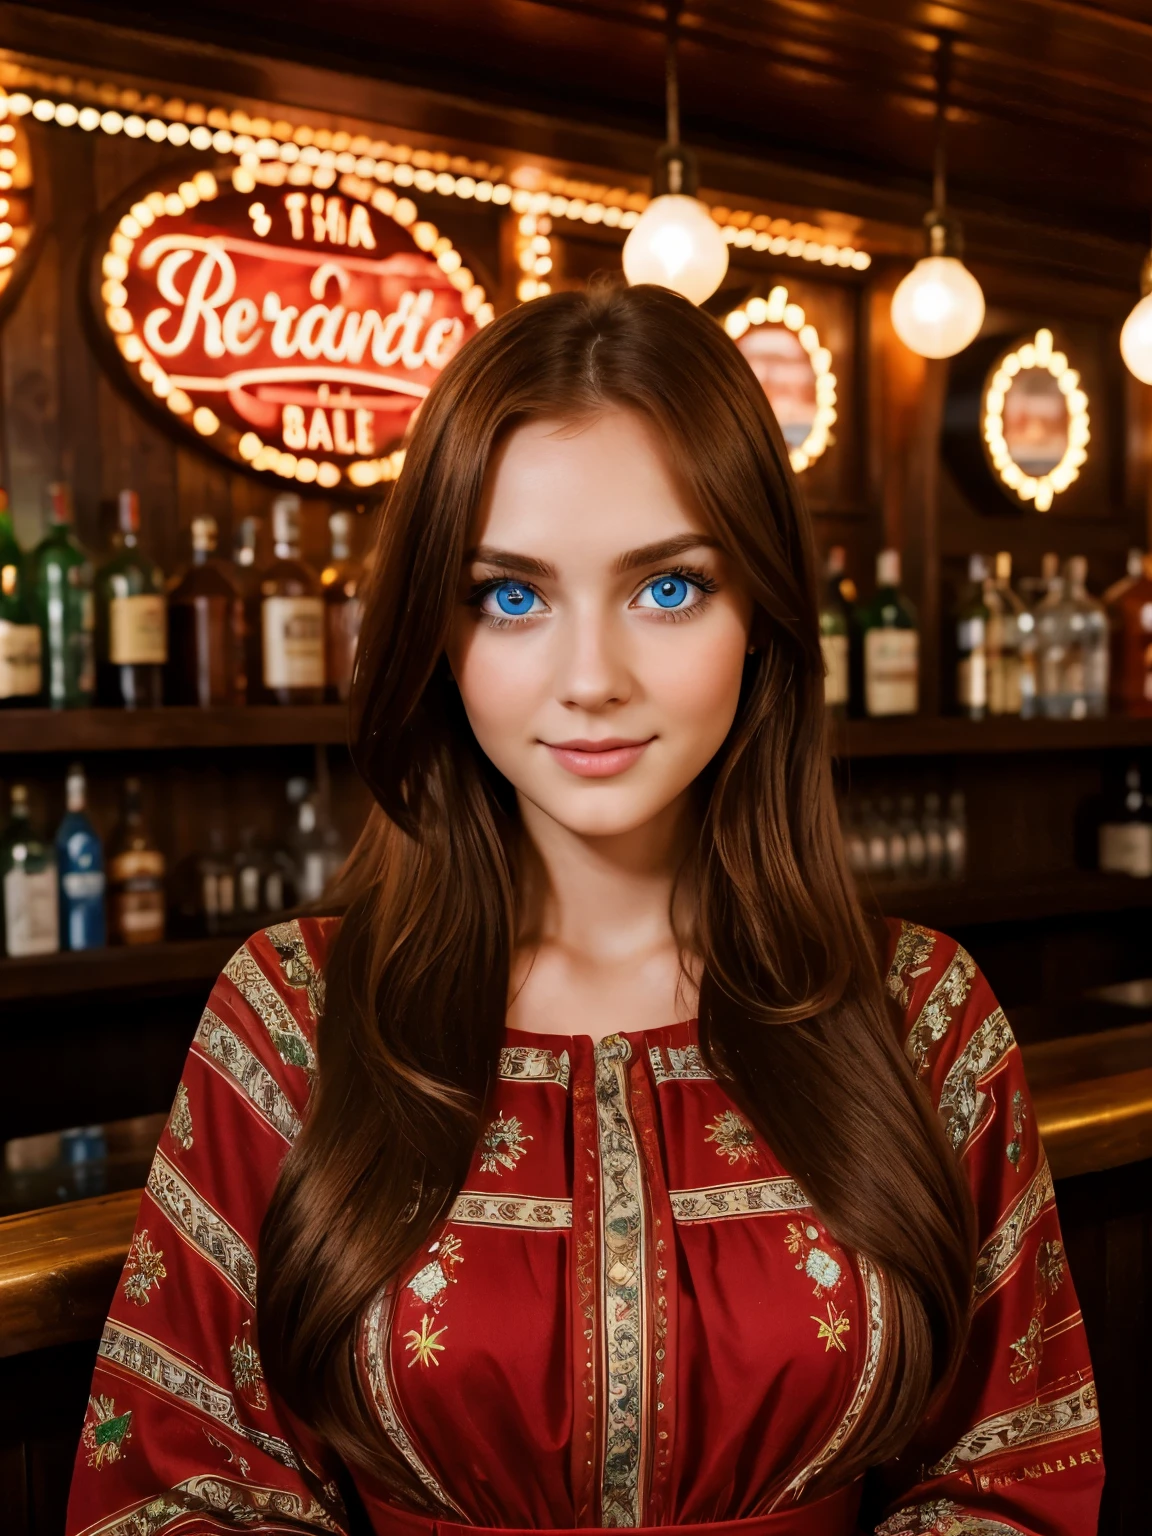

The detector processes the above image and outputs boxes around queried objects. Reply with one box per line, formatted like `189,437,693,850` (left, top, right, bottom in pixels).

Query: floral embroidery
203,1427,250,1478
1037,1238,1066,1295
785,1221,843,1295
975,1159,1054,1302
905,946,976,1076
168,1082,193,1151
1008,1238,1067,1386
649,1043,713,1083
229,1321,267,1412
1008,1314,1044,1384
886,921,937,1009
82,1394,133,1468
937,1007,1016,1154
928,1383,1098,1475
1007,1088,1027,1169
875,1499,1024,1534
265,918,326,1020
810,1299,851,1353
407,1232,463,1309
498,1045,570,1088
404,1313,447,1368
479,1112,533,1175
670,1177,808,1222
704,1109,757,1166
123,1229,167,1306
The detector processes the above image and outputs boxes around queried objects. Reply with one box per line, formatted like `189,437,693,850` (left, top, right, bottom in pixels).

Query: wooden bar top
2,1030,1151,1360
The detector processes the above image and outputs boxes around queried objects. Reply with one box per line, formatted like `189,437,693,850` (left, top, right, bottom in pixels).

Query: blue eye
646,575,690,609
487,581,536,617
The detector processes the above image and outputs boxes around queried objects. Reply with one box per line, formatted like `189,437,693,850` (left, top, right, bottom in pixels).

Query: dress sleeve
66,920,350,1536
865,921,1104,1536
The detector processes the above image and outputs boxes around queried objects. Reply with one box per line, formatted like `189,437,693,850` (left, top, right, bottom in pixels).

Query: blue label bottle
56,762,106,949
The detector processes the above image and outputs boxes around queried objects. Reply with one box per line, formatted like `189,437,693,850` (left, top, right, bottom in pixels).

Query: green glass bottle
857,548,919,718
27,483,95,709
0,488,42,707
0,782,60,957
95,489,167,709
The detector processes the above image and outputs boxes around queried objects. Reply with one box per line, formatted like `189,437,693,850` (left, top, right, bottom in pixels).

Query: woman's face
446,409,755,840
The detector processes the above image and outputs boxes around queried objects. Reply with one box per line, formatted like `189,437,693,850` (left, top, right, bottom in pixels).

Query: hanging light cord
665,0,683,149
932,31,953,217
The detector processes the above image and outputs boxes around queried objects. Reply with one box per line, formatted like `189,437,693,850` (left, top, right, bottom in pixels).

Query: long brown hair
259,281,975,1498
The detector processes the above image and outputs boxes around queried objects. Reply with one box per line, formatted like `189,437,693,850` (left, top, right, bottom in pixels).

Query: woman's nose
553,605,633,711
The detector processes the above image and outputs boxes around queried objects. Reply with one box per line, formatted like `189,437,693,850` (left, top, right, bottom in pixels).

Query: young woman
68,284,1102,1536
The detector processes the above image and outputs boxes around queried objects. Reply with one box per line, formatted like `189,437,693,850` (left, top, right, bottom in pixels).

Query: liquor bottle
1020,553,1058,719
1103,548,1145,608
858,549,919,718
232,517,262,701
944,791,968,880
0,784,59,957
0,489,42,707
286,776,330,903
921,791,946,880
167,517,245,707
1107,551,1152,717
259,494,325,704
818,545,851,716
27,483,95,709
1039,557,1108,719
95,490,167,708
879,795,908,880
1098,765,1152,878
898,794,928,881
985,552,1024,717
107,777,165,944
952,554,990,720
56,763,106,950
321,510,365,703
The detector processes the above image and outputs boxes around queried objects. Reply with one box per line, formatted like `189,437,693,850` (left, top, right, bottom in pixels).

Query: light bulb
890,255,985,359
1121,290,1152,384
622,193,729,305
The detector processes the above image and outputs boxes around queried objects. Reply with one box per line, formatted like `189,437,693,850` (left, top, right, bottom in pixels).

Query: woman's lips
544,737,655,778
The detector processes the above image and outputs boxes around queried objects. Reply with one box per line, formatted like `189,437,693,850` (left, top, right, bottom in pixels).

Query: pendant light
890,34,985,359
1120,226,1152,383
622,1,729,305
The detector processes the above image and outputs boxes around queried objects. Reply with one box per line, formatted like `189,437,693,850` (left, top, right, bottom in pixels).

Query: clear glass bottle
0,488,42,707
259,495,325,705
107,777,166,945
0,783,59,957
1040,556,1108,719
95,490,167,709
27,483,95,709
898,794,927,881
321,510,365,704
56,763,106,950
1033,554,1066,719
858,549,918,718
818,545,851,716
879,794,908,880
944,791,968,880
922,791,946,881
984,552,1024,717
953,554,990,720
167,517,245,707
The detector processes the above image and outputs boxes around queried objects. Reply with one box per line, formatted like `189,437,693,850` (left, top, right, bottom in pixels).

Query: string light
982,328,1089,512
723,286,837,473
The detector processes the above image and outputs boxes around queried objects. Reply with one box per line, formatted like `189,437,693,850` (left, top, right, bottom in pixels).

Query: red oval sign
95,165,491,489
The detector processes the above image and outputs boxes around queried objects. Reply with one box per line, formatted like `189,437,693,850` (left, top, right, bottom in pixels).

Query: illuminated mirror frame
723,285,837,473
982,327,1089,512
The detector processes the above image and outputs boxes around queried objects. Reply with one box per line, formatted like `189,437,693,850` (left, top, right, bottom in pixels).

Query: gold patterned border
938,1008,1017,1155
362,1288,465,1516
98,1322,300,1470
974,1159,1055,1303
669,1177,810,1222
223,944,317,1075
876,1497,1026,1535
905,945,976,1075
885,921,937,1010
498,1044,571,1089
74,1475,346,1536
264,919,327,1021
648,1043,714,1084
448,1191,573,1229
194,1008,302,1144
146,1151,257,1305
928,1383,1098,1476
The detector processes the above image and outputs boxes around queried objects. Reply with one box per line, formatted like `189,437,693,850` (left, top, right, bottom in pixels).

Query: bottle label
0,620,42,699
109,849,166,882
63,870,106,899
262,596,325,689
110,593,168,665
1099,823,1152,879
820,634,849,707
112,893,165,942
957,649,988,709
988,655,1022,715
864,629,919,717
3,866,60,956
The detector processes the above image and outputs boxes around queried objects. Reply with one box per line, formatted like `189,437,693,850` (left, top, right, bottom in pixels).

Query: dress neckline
502,1018,698,1049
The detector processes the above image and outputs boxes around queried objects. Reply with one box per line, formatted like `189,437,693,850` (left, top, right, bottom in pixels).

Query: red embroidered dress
66,917,1103,1536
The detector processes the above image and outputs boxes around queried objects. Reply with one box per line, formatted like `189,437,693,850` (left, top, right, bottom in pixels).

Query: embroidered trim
223,944,316,1074
885,921,937,1009
928,1383,1099,1476
938,1007,1016,1153
123,1229,167,1306
648,1043,713,1083
478,1111,533,1174
669,1177,809,1222
363,1287,465,1516
499,1044,571,1088
98,1321,300,1470
448,1192,573,1228
82,1394,132,1469
974,1159,1055,1302
783,1253,885,1498
168,1082,194,1151
146,1150,257,1305
905,945,977,1075
593,1032,647,1528
75,1476,346,1536
264,918,326,1021
876,1497,1027,1534
194,1009,302,1144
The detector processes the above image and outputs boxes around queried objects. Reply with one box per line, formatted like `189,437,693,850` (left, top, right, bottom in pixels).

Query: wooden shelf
839,715,1152,758
0,704,348,754
0,936,239,1002
874,871,1152,928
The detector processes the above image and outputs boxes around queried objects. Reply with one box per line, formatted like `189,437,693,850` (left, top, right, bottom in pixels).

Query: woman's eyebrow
468,546,556,579
613,535,722,573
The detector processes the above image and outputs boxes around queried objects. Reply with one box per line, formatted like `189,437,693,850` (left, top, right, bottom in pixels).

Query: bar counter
2,1026,1150,1361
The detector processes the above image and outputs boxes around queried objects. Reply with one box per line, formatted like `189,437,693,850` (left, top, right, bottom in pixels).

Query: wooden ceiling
16,1,1152,253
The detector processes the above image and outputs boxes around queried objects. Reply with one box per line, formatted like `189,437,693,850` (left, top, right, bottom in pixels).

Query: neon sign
95,166,490,488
